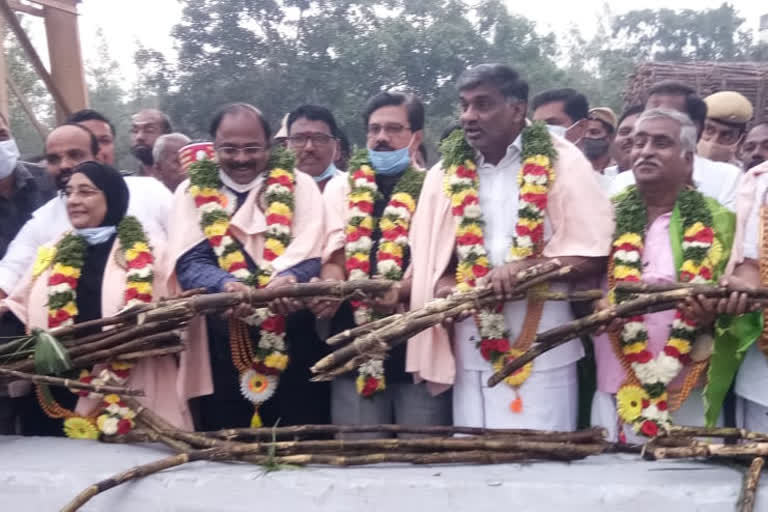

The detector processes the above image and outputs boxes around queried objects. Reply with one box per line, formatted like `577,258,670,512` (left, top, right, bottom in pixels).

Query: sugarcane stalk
616,282,768,298
312,264,571,375
665,426,768,442
205,424,607,441
647,442,768,460
738,457,765,512
0,368,144,395
240,450,555,466
487,289,698,387
116,345,185,361
61,447,232,512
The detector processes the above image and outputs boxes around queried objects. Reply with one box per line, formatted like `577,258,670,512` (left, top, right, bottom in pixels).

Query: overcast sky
22,0,768,84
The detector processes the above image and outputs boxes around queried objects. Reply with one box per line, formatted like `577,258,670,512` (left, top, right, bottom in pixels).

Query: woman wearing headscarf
2,161,191,437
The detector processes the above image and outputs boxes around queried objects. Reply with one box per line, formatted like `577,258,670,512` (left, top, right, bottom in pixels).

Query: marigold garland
441,123,556,413
34,216,154,438
188,147,296,427
344,149,425,397
612,186,716,436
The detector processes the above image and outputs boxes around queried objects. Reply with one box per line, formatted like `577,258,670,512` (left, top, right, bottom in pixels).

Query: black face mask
583,137,610,160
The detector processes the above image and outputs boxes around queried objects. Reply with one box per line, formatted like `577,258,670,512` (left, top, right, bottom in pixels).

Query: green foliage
521,122,556,162
439,129,473,167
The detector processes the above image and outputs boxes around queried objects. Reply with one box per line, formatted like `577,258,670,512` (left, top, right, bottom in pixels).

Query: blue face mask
368,147,411,176
313,162,338,183
76,226,117,245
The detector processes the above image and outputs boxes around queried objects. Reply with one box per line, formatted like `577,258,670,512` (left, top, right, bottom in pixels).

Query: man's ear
408,130,424,156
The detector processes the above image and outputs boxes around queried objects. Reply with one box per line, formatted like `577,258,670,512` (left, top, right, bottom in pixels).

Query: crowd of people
1,62,768,442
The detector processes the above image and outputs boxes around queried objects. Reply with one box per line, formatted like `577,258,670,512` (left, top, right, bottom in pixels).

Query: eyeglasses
367,124,410,137
286,134,336,147
215,145,267,158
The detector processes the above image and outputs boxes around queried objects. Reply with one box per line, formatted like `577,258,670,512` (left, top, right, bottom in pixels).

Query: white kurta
734,172,768,432
610,155,741,211
0,177,171,294
452,136,582,430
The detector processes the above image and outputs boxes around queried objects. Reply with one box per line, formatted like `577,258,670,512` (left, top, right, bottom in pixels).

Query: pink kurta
407,135,614,394
3,235,192,430
165,171,325,402
593,213,689,393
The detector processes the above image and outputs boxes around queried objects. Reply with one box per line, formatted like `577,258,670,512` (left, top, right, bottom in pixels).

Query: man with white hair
592,108,752,441
610,81,741,211
152,133,191,191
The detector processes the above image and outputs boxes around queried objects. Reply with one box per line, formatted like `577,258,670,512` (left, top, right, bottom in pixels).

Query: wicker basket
624,61,768,123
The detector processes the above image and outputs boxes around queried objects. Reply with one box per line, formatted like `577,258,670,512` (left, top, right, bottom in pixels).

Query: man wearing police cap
698,91,753,167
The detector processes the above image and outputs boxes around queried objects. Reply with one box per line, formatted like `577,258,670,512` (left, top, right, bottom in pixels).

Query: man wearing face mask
531,88,589,144
313,91,452,435
583,107,618,190
0,112,55,433
286,105,344,192
0,112,55,267
698,91,753,167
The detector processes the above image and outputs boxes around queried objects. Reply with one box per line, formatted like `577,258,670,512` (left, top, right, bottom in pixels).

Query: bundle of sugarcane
487,281,768,387
0,279,395,377
61,396,613,511
311,260,603,381
643,425,768,512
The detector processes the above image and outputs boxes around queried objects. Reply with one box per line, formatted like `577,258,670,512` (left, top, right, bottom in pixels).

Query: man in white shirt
0,123,172,297
609,81,741,211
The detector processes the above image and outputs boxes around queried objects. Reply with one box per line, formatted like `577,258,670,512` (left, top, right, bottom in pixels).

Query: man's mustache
374,143,395,151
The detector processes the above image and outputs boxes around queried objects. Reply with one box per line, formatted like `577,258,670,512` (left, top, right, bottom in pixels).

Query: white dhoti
453,363,578,429
591,389,723,443
736,398,768,433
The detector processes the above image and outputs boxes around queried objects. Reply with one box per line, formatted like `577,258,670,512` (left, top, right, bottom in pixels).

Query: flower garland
612,186,717,437
34,215,155,438
344,149,425,397
441,123,556,413
187,147,295,427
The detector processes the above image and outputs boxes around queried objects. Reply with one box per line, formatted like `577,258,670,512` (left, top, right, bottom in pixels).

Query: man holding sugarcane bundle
591,108,760,442
313,91,452,434
408,64,613,430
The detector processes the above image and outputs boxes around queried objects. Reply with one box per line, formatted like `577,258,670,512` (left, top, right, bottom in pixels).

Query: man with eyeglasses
312,91,452,437
0,123,172,301
168,103,329,430
285,105,344,192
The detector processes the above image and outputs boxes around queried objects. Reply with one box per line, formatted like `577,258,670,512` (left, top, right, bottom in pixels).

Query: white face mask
0,139,20,180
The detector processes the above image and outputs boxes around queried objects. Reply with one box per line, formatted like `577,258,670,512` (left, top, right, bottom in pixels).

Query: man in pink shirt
592,108,746,441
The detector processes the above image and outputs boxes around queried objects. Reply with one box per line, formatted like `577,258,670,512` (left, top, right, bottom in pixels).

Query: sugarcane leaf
32,328,73,375
704,312,762,427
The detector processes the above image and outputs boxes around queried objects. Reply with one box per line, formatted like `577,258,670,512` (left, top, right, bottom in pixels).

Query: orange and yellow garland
441,123,556,412
187,147,295,427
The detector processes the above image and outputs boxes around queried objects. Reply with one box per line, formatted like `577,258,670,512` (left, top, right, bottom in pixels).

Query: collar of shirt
11,162,36,193
475,134,523,172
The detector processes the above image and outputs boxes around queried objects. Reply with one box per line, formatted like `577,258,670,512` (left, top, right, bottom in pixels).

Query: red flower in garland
267,174,293,187
350,201,374,214
117,418,133,435
126,251,153,269
347,227,373,242
457,232,483,246
361,377,380,397
640,420,659,437
261,315,286,333
48,273,78,288
346,257,371,274
48,309,72,328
